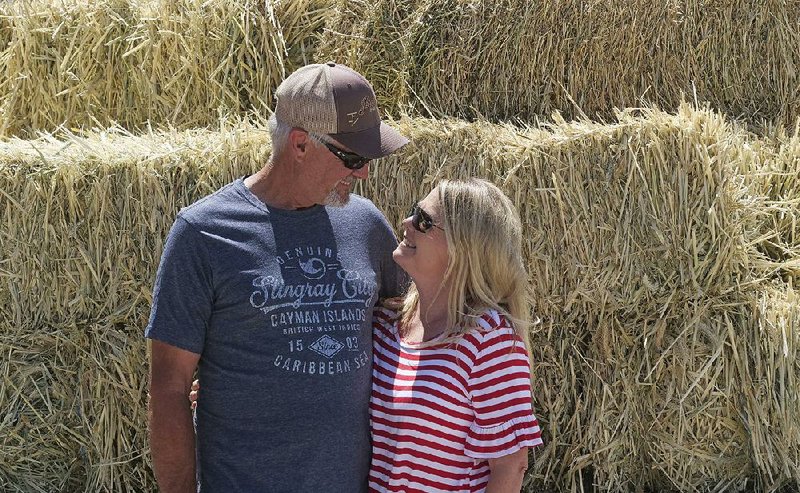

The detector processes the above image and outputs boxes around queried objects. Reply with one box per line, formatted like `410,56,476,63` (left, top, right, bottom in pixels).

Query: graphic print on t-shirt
248,243,375,376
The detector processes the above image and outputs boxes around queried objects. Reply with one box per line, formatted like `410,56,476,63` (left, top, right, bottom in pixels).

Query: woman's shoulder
373,305,400,320
465,309,525,354
372,304,401,334
463,310,530,374
473,309,516,336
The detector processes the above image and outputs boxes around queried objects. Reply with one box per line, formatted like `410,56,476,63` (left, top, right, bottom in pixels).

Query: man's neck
245,161,316,210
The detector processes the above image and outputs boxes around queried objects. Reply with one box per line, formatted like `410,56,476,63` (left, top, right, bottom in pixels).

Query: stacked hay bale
318,0,420,118
749,130,800,283
3,106,800,491
320,0,800,129
746,285,800,489
0,0,331,137
2,0,800,491
3,0,798,137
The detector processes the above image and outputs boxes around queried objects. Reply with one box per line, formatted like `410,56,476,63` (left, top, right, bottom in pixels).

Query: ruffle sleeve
463,312,544,459
464,413,543,458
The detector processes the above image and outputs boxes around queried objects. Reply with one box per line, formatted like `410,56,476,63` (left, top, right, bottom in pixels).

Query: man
146,62,409,492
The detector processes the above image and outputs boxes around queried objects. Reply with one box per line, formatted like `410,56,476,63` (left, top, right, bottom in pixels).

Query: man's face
306,138,371,207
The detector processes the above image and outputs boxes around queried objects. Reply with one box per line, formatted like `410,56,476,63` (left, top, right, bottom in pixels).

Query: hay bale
3,0,797,136
748,128,800,283
77,318,154,491
319,0,800,129
2,107,800,490
277,0,333,69
741,285,800,490
0,0,333,138
0,0,139,137
0,327,89,492
0,318,157,492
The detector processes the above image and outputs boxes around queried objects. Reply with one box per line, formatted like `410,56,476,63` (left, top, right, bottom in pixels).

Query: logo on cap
347,96,378,127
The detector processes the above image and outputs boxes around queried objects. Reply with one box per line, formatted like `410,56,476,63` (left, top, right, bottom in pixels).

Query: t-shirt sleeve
464,324,544,459
144,215,212,354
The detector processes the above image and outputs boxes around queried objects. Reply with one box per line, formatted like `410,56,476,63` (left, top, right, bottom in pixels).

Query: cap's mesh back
274,65,338,133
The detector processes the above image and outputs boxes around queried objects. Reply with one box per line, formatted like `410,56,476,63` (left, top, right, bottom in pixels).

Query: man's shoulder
177,179,247,226
336,194,391,226
344,193,382,214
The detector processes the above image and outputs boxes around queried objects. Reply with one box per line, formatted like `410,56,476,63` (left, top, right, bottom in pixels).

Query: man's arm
485,448,529,493
148,339,201,493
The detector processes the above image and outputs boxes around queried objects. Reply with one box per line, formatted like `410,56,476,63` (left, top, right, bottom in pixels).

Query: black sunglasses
409,204,444,233
322,141,371,170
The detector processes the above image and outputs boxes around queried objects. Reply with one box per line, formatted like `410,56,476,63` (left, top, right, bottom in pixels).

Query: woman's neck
405,281,452,342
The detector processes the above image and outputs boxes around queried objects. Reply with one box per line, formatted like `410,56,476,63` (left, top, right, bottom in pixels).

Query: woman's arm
485,447,529,493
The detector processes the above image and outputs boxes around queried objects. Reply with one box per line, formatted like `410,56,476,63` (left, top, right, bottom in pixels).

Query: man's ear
287,128,310,160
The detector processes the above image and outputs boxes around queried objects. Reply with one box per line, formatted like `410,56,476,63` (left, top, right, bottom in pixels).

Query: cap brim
329,122,409,160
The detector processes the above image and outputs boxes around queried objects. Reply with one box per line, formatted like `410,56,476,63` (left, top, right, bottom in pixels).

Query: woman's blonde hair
400,178,532,345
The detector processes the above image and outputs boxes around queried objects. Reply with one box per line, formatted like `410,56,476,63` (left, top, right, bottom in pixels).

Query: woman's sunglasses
322,141,371,170
409,204,444,233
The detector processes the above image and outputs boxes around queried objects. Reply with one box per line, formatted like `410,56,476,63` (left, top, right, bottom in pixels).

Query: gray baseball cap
274,62,409,159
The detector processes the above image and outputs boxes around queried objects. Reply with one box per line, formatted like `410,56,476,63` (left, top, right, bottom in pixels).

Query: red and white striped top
369,308,543,493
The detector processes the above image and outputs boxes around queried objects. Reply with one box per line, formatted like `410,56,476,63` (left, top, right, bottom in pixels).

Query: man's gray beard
323,187,350,207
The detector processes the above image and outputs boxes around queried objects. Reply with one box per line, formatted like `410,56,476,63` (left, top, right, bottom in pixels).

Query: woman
369,178,542,492
191,178,543,492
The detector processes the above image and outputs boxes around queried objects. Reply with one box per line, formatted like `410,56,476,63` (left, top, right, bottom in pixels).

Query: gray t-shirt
145,178,404,492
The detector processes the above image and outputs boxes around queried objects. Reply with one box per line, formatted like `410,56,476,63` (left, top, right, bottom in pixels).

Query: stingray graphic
298,258,326,279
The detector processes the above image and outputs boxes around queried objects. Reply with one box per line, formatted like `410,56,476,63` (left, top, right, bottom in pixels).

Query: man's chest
203,236,381,378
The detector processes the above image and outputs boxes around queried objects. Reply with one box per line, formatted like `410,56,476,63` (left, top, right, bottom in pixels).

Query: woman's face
393,187,450,287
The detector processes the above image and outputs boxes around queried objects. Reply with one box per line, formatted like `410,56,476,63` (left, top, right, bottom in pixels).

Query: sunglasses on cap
409,204,444,233
322,141,371,170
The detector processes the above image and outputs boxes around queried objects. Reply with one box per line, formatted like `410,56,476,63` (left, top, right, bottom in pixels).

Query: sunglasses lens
410,205,432,233
409,206,419,231
325,142,369,170
346,157,369,170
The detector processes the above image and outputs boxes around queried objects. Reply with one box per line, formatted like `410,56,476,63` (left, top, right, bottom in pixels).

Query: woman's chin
392,247,415,273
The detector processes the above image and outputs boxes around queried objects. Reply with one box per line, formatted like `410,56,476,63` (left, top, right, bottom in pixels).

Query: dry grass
0,122,270,329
